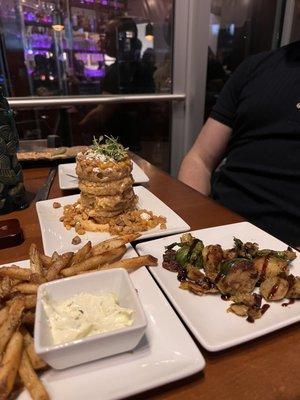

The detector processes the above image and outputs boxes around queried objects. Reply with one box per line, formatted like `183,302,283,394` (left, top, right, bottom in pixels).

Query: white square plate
136,221,300,352
58,161,149,190
36,186,190,255
3,259,205,400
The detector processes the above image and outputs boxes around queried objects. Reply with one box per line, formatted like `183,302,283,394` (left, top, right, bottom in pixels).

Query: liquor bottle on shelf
0,88,28,214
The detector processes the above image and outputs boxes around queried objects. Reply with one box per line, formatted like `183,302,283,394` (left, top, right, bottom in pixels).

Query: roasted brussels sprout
260,277,289,301
180,279,219,295
256,247,296,262
215,258,258,296
175,245,190,267
233,237,259,259
202,244,223,280
164,236,204,269
162,249,180,272
253,255,290,281
286,275,300,299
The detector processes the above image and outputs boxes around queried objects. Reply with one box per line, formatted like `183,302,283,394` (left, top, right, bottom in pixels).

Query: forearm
79,91,118,129
178,118,232,196
178,152,212,195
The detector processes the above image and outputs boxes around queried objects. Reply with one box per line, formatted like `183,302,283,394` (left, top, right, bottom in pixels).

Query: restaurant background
0,0,299,173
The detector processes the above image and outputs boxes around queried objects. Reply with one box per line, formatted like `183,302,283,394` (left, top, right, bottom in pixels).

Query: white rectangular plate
136,221,300,352
58,161,149,190
4,259,205,400
36,186,190,255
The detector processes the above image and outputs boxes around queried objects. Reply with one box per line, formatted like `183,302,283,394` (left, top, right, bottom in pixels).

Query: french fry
0,266,32,281
12,283,39,295
19,350,49,400
36,247,73,275
22,311,35,326
30,273,46,285
71,241,92,266
7,295,37,310
62,251,74,264
101,254,158,271
0,267,44,286
51,251,59,263
91,234,140,256
0,307,8,327
21,328,47,371
40,254,52,269
0,298,25,355
29,244,43,275
0,276,12,300
0,331,23,399
61,246,127,277
46,252,73,281
9,278,21,286
23,295,37,309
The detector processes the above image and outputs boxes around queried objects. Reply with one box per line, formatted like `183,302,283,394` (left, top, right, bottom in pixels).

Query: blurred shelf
73,50,102,54
24,21,53,27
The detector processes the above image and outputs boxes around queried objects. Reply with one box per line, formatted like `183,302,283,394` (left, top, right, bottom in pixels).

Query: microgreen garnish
91,135,128,161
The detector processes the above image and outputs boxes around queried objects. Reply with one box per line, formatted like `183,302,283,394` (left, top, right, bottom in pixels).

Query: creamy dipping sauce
42,292,134,345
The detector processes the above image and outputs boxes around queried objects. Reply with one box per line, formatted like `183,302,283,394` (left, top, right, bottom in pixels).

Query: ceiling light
52,6,64,32
52,24,64,32
145,22,154,42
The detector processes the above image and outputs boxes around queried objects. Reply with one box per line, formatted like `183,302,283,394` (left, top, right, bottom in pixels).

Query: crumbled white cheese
92,167,101,173
140,212,150,221
82,149,112,163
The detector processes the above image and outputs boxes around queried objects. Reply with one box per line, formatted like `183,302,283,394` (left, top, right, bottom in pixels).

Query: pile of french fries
0,233,157,400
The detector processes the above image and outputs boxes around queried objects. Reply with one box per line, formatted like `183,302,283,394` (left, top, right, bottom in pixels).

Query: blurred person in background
79,17,155,150
178,2,300,246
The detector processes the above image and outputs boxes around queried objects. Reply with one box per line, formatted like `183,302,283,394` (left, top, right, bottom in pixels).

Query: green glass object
0,89,28,213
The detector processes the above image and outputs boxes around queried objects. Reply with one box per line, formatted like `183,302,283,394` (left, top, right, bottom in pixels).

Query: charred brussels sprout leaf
233,237,243,251
167,236,205,269
195,256,204,269
256,249,287,259
219,260,233,277
165,242,183,250
219,258,250,276
233,237,257,259
180,233,194,245
175,245,190,267
190,240,204,269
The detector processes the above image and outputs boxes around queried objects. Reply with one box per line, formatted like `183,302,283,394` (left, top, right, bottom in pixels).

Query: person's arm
178,117,232,195
79,91,118,129
179,55,257,195
79,64,119,130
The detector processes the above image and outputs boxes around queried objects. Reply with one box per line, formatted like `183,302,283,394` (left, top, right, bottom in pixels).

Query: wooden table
1,156,299,400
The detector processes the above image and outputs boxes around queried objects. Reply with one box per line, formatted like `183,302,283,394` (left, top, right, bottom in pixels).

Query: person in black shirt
178,40,300,246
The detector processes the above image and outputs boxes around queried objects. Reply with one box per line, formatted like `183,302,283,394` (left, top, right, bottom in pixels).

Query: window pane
0,1,174,172
16,101,171,171
205,0,285,120
0,0,173,96
290,0,300,42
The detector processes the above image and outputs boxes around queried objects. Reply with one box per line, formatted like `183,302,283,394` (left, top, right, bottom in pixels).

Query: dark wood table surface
0,155,299,400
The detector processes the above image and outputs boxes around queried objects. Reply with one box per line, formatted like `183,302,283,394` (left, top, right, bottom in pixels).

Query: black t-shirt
210,41,300,246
